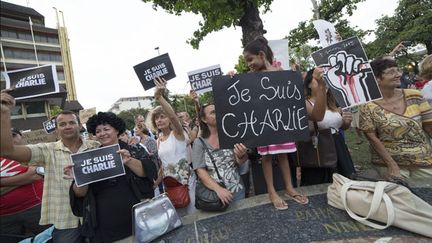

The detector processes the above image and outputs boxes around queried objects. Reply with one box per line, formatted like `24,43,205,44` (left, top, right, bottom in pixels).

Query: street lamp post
155,47,160,55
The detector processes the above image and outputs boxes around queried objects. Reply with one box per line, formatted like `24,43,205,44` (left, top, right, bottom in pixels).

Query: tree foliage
170,94,199,118
289,44,316,72
142,0,273,48
49,105,62,118
366,0,432,57
117,108,149,130
288,0,368,49
234,55,249,74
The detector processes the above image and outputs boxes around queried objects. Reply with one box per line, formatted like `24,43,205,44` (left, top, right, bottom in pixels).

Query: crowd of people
1,36,431,242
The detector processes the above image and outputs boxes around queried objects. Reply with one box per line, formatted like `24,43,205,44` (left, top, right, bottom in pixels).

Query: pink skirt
257,142,296,155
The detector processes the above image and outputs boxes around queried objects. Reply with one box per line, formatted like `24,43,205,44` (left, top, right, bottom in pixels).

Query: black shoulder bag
296,121,337,168
195,138,229,212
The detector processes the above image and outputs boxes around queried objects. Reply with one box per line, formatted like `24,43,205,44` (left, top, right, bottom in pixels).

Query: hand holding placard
154,77,167,99
0,89,15,109
312,67,326,85
233,143,248,162
117,149,132,164
189,90,199,104
63,164,74,180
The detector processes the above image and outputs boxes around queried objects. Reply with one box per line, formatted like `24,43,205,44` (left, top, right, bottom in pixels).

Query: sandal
285,193,309,205
270,195,288,210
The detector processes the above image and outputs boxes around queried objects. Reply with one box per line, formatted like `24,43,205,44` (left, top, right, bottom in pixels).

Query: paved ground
152,176,431,242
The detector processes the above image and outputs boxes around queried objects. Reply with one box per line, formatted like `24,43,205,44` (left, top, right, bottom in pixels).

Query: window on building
17,32,32,41
19,50,36,60
57,71,65,80
34,34,49,43
11,103,23,116
5,49,37,60
51,53,62,62
11,102,47,120
1,30,17,38
3,49,14,58
47,36,59,44
38,52,49,61
25,101,45,115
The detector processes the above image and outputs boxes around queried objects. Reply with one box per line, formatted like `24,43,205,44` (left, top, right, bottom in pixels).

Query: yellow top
359,89,432,167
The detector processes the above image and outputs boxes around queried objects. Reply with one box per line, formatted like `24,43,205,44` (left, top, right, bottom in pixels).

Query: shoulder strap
198,137,223,181
306,98,319,135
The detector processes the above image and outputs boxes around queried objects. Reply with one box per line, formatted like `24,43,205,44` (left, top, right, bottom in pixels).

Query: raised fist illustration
324,51,368,107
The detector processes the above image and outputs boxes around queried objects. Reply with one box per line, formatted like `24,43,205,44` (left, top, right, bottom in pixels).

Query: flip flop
270,197,288,210
285,193,309,205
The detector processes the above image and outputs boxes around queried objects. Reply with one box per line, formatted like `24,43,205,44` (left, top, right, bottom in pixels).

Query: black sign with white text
72,144,125,187
2,65,59,100
43,118,56,134
311,37,382,108
212,71,309,149
134,53,176,90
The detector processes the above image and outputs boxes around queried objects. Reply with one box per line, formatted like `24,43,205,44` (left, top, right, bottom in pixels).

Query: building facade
108,96,154,114
0,1,81,130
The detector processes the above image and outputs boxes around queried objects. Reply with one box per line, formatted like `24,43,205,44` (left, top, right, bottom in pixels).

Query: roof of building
0,1,44,23
63,100,84,112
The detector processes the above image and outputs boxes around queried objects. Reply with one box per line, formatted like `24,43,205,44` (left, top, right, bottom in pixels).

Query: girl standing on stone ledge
241,37,326,210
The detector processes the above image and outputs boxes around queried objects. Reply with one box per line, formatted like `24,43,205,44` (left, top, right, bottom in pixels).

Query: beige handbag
327,173,432,238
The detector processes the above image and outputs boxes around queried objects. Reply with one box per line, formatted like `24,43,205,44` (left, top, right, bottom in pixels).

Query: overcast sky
5,0,398,111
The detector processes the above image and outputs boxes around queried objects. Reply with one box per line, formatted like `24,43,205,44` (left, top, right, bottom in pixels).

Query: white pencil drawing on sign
322,51,372,107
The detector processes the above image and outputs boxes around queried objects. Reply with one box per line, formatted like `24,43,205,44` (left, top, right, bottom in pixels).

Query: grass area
343,128,372,170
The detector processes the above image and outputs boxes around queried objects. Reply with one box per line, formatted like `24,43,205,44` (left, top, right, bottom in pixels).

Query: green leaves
117,108,149,130
288,0,367,50
142,0,272,49
366,0,431,62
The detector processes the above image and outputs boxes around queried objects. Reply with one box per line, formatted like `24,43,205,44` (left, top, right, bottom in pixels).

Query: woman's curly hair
86,112,126,136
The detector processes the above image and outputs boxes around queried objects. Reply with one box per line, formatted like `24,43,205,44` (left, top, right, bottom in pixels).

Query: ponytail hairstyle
243,36,274,63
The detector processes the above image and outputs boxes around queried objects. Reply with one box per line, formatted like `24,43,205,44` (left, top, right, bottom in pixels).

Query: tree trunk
239,0,266,47
426,40,432,55
310,0,320,20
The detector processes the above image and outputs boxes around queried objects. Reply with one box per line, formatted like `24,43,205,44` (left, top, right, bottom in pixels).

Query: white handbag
327,173,432,238
132,193,182,243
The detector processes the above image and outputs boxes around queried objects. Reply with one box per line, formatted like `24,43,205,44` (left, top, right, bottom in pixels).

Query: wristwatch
35,166,45,176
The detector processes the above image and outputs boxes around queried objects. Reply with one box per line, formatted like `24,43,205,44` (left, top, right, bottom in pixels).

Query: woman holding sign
241,37,322,210
301,68,356,185
64,112,157,243
151,77,196,216
192,103,248,208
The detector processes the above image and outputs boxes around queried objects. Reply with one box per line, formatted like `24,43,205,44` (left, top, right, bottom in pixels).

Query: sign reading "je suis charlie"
187,64,222,94
133,53,176,90
71,144,125,187
212,70,310,149
2,65,59,100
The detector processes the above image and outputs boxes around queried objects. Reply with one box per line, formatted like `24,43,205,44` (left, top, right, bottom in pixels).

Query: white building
108,96,154,114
